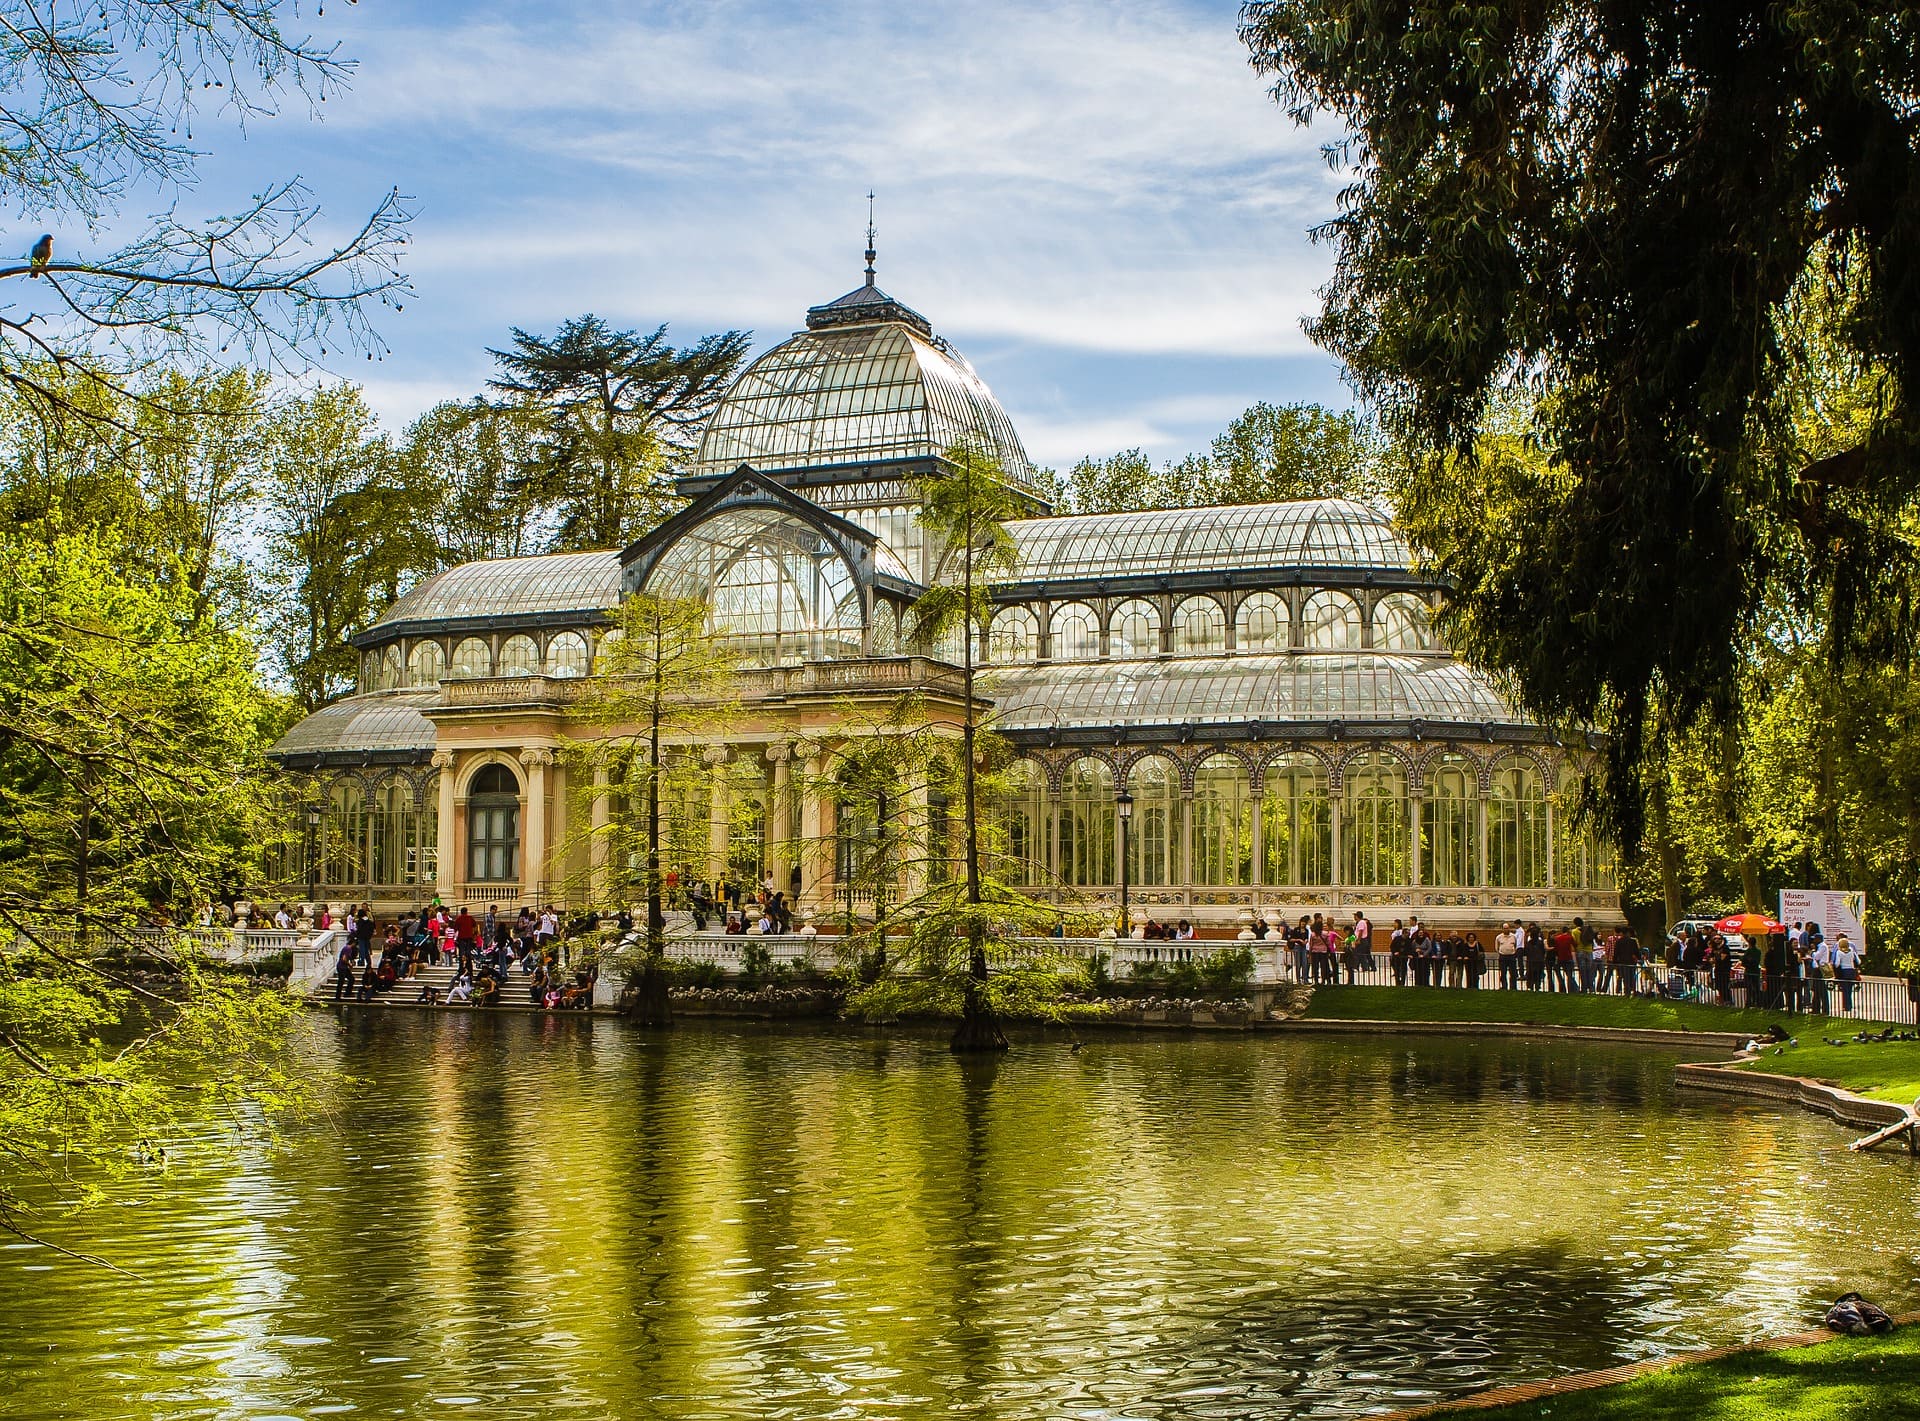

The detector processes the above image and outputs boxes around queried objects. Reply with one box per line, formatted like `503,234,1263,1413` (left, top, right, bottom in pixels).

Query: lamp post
305,807,322,906
1115,788,1134,939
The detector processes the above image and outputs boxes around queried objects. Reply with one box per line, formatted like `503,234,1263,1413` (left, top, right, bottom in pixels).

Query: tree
0,3,409,429
1059,403,1395,514
0,530,304,1248
488,316,751,552
258,384,422,712
567,593,741,1026
398,399,547,566
1241,1,1920,848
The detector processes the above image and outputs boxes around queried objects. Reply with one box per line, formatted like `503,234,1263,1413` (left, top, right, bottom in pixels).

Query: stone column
432,750,457,900
1409,791,1424,890
703,745,730,882
589,759,612,908
795,739,827,912
518,747,552,902
1249,786,1264,891
766,743,793,889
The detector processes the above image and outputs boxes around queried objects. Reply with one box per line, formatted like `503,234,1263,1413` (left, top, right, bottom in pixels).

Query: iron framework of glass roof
1003,499,1413,586
271,690,440,766
364,552,621,640
691,322,1041,496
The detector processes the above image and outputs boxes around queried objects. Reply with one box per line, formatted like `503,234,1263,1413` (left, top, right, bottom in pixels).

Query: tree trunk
950,927,1008,1053
948,487,1006,1054
635,643,672,1027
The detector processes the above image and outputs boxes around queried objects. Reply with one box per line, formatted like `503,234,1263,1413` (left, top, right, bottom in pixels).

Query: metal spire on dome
863,190,877,288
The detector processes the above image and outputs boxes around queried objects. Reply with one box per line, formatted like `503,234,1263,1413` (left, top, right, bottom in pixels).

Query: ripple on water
1,1020,1916,1420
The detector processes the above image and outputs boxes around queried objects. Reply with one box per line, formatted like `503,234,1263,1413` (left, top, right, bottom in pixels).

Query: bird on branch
28,234,51,277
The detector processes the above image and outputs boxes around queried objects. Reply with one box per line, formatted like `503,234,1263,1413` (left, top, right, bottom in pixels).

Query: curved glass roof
1006,499,1411,582
692,322,1039,493
270,690,439,759
371,552,621,631
986,653,1524,732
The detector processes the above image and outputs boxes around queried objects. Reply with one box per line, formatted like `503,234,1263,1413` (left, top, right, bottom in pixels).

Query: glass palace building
269,271,1618,930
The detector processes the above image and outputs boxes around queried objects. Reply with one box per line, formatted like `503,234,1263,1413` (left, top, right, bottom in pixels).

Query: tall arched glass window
322,780,366,887
1374,593,1438,651
1489,755,1549,888
545,630,590,678
1236,591,1290,652
1057,757,1115,886
871,601,900,655
467,763,521,883
1001,759,1047,885
1300,590,1364,650
1343,753,1410,886
377,644,403,690
988,606,1039,663
1125,755,1178,887
1049,603,1099,661
369,777,411,885
450,637,491,679
408,639,445,687
497,634,539,678
1262,753,1331,885
1171,596,1226,654
1193,754,1253,886
1108,599,1161,659
1422,753,1479,887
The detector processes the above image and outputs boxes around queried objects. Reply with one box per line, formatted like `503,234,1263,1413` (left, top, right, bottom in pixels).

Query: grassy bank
1455,1323,1920,1420
1732,1038,1920,1105
1299,985,1824,1035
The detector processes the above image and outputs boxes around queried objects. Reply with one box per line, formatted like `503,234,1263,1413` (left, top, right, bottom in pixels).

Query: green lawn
1733,1038,1920,1105
1299,985,1827,1035
1462,1325,1920,1421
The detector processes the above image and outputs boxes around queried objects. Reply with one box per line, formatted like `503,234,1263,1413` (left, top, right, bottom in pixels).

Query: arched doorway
467,763,521,884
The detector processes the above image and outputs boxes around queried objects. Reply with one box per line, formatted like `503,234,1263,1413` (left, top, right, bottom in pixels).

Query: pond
2,1016,1915,1419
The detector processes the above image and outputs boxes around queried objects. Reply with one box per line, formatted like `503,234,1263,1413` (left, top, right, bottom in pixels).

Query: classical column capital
701,746,729,768
793,737,822,762
519,747,554,770
429,749,456,770
764,742,793,765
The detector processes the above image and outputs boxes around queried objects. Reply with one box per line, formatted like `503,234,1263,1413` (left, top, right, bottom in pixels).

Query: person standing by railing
1832,934,1861,1012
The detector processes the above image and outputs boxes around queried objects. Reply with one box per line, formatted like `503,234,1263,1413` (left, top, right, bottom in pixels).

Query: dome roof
1006,499,1412,584
989,653,1525,734
367,551,621,636
691,311,1039,495
270,690,439,763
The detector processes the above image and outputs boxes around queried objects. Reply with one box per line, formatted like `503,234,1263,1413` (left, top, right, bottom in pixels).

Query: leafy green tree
567,593,742,1025
1061,447,1172,514
1242,0,1920,848
398,399,546,566
0,530,303,1246
488,316,751,551
258,384,422,712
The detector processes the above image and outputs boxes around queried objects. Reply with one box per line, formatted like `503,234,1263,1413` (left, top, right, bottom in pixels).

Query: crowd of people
329,901,599,1010
669,868,795,935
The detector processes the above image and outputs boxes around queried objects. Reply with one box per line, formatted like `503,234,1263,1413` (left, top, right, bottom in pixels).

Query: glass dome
691,319,1040,495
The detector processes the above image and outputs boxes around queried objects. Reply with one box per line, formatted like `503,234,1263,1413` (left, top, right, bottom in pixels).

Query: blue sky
182,0,1350,471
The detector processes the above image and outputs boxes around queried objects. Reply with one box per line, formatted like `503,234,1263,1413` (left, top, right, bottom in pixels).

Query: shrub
1200,946,1256,994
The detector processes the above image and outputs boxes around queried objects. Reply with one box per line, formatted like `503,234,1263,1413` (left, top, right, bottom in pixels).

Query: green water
3,1017,1916,1419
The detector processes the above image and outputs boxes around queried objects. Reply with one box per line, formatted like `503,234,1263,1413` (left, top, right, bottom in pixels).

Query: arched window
1374,593,1438,651
1300,590,1364,650
594,628,623,672
1057,757,1115,886
1262,753,1330,886
369,776,432,886
1049,603,1099,661
408,639,446,687
1235,591,1290,653
321,780,366,887
497,634,539,678
1343,752,1410,886
1171,596,1226,654
642,505,870,664
871,601,899,655
545,630,590,679
1193,754,1253,886
450,637,491,679
1489,755,1549,888
467,763,521,883
377,644,403,691
1125,755,1179,887
1001,759,1048,886
987,606,1038,663
1108,598,1161,659
1422,753,1479,887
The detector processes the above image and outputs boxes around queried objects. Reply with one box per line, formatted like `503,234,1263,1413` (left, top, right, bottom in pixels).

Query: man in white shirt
1495,922,1518,990
273,905,292,930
